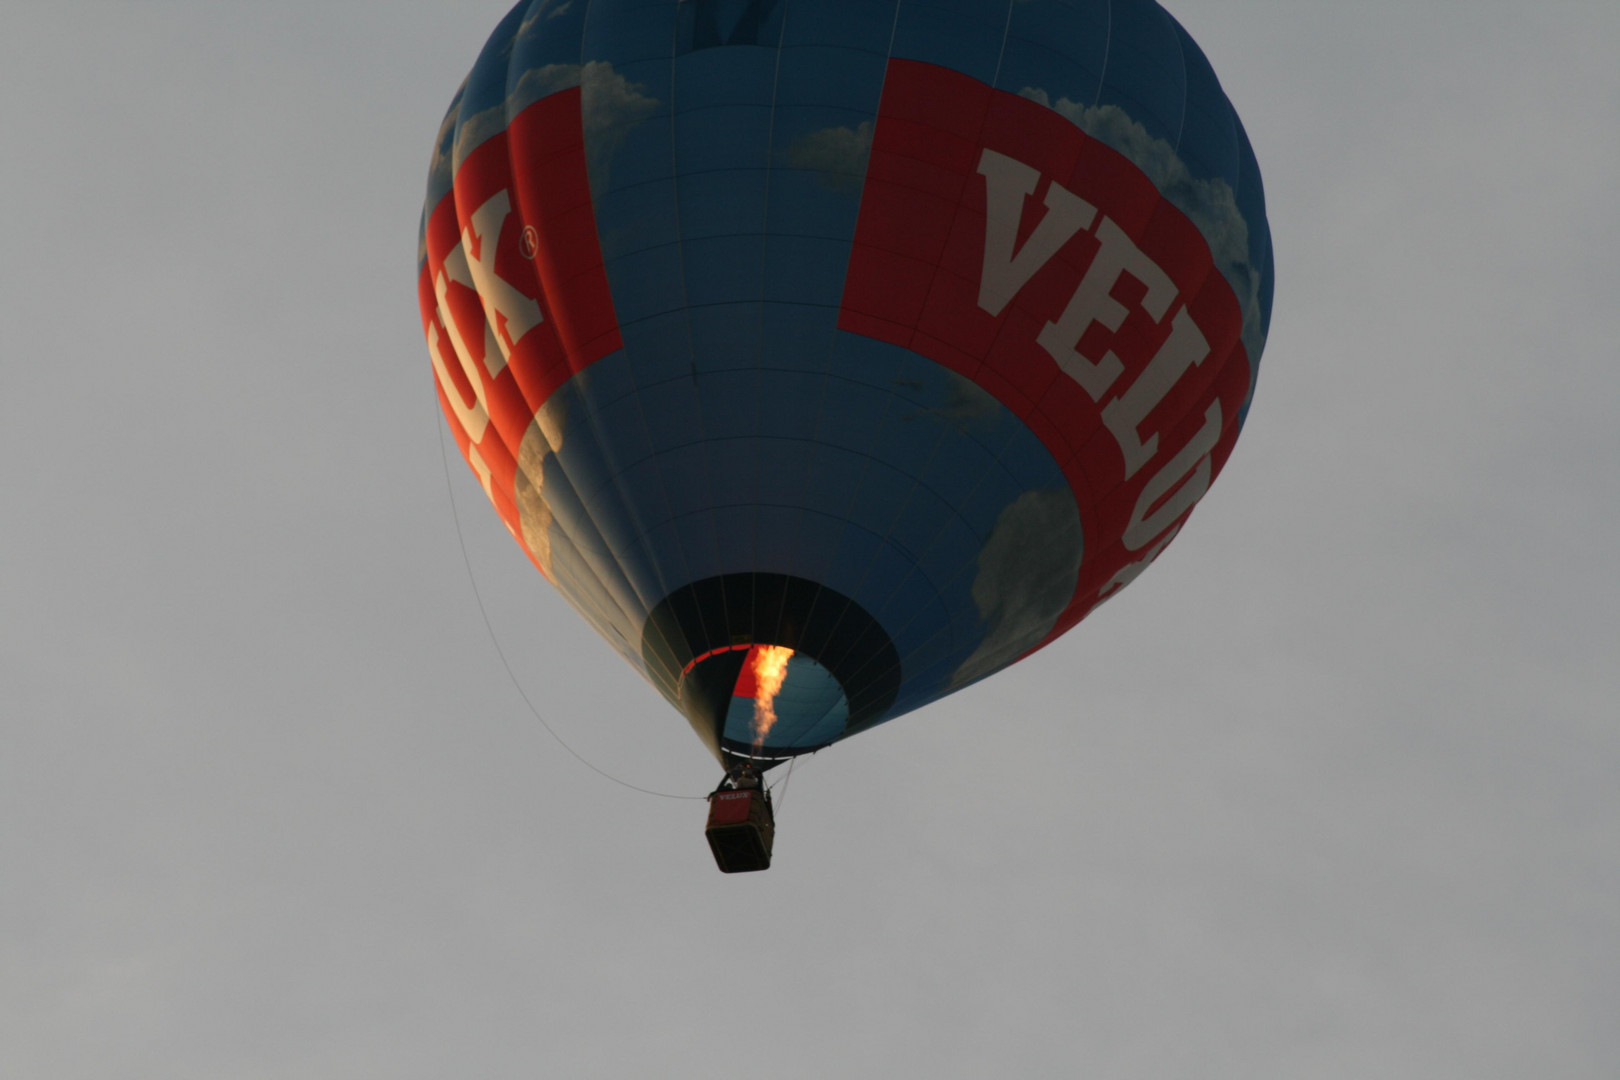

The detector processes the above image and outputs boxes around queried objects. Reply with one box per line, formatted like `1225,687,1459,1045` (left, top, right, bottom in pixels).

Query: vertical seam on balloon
565,0,706,692
1227,118,1266,415
441,56,532,542
848,26,1040,704
435,394,701,800
832,409,967,679
658,8,737,660
549,0,694,672
835,420,1027,725
796,0,912,677
1227,120,1247,248
1044,198,1232,632
1170,14,1189,155
768,337,843,651
990,0,1016,89
756,3,793,652
808,0,1016,736
775,0,908,706
804,0,918,681
502,393,675,656
517,426,655,649
1093,0,1114,108
587,14,713,665
495,1,633,625
439,0,694,756
862,427,1023,644
787,366,911,682
1053,267,1243,629
548,0,678,637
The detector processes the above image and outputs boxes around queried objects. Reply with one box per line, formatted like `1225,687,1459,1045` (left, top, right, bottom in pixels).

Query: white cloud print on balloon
1019,86,1269,371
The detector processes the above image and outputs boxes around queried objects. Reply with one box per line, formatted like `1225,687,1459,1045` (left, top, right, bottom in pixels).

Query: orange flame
750,645,793,750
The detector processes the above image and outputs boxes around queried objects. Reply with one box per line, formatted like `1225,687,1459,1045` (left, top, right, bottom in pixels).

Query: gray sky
3,2,1618,1076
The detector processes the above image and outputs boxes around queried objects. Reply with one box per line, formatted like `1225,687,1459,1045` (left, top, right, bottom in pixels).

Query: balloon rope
434,404,703,802
769,754,797,813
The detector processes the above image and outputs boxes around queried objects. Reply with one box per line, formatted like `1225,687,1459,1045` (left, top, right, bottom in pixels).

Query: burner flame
750,645,793,751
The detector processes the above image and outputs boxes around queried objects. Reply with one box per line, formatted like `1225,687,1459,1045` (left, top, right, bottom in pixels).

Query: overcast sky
3,2,1618,1077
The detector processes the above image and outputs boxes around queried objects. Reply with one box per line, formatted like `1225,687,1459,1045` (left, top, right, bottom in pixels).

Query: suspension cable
434,405,704,801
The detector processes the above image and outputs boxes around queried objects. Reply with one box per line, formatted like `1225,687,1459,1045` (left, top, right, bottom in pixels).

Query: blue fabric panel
760,302,843,370
767,111,874,235
612,452,679,530
823,329,909,388
420,82,464,254
1235,120,1272,330
593,179,680,260
1093,0,1186,149
673,41,777,111
605,244,688,325
774,46,888,112
646,510,721,584
584,2,680,64
683,235,770,306
538,459,656,614
891,0,1013,87
755,369,828,441
677,0,787,54
887,656,962,715
767,167,864,241
594,101,676,192
456,4,530,142
780,0,897,53
994,35,1104,107
678,169,768,240
883,485,961,563
578,374,653,459
650,440,718,510
761,234,850,307
683,302,763,373
747,502,821,570
688,371,758,441
787,441,878,523
675,105,773,172
509,0,588,74
639,375,706,451
574,350,636,410
1171,24,1240,188
1010,0,1111,74
998,0,1110,101
615,310,687,381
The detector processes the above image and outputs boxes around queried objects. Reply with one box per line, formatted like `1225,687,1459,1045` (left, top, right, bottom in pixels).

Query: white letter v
976,148,1097,317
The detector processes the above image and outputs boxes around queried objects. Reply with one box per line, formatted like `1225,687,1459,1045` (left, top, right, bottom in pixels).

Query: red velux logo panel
838,60,1253,637
418,87,622,566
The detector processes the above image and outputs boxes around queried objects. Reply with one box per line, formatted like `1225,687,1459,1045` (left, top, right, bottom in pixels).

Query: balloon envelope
419,0,1273,764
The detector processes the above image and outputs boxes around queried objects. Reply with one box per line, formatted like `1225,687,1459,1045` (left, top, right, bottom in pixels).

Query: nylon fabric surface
418,0,1273,763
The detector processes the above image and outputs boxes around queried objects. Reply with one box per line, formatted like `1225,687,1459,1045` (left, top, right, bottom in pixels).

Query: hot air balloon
419,0,1273,870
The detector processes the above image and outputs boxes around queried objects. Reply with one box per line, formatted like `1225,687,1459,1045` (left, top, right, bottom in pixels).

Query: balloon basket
705,787,775,873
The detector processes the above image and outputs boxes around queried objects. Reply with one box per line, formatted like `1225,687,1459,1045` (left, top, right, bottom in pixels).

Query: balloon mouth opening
693,643,848,759
642,572,903,763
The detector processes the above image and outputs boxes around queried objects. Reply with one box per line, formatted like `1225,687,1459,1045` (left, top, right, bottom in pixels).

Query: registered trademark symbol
519,225,539,259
